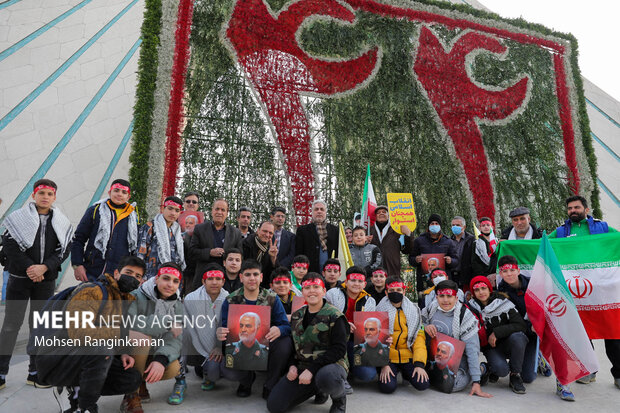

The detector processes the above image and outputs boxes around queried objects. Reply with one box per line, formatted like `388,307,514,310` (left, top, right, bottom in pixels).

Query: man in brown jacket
370,206,408,277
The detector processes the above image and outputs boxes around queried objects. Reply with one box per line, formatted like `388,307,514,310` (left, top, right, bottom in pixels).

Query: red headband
34,185,56,194
272,276,290,283
110,183,130,193
203,270,224,280
372,270,387,277
431,270,447,279
302,278,325,289
500,264,519,271
472,282,489,290
436,288,457,297
324,264,340,271
347,273,366,281
480,220,492,225
293,262,309,269
158,267,182,280
387,281,406,289
164,200,182,210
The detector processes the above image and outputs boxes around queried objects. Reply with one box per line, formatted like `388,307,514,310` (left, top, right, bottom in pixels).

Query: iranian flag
498,232,620,339
360,164,377,228
524,233,599,385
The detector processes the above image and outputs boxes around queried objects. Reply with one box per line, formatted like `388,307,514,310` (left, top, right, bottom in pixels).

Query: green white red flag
498,232,620,339
524,233,599,385
360,164,376,228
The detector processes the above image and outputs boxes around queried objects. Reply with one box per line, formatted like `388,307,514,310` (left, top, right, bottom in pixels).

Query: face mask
429,225,441,234
387,292,403,304
432,276,447,286
117,274,140,293
451,225,462,235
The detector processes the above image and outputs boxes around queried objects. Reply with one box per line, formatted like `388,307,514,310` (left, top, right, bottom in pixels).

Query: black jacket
500,223,543,240
295,222,338,273
2,210,70,281
242,233,278,289
190,221,243,280
275,228,296,269
472,292,527,344
406,232,458,292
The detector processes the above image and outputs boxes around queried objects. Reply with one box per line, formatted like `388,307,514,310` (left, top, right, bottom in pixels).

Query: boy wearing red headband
270,267,296,316
72,178,138,282
321,258,342,290
267,273,349,413
170,263,229,404
468,275,528,394
471,217,498,279
375,276,429,394
121,262,184,411
365,267,388,304
137,196,186,280
0,179,73,389
289,255,309,295
421,269,464,309
325,266,377,385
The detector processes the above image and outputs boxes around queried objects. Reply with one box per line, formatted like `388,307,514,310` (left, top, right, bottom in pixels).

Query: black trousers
605,339,620,379
37,353,141,410
267,363,347,413
0,276,55,374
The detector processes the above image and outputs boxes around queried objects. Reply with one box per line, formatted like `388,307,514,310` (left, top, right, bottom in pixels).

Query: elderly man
270,207,295,269
182,214,199,295
353,318,389,367
370,205,408,277
237,207,254,239
183,191,200,212
243,221,279,288
435,341,455,370
295,200,338,273
450,216,474,289
500,207,543,240
190,199,243,276
226,312,268,371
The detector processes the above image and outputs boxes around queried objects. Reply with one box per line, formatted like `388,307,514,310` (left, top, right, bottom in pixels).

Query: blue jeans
1,271,8,301
347,341,377,382
521,334,538,383
378,362,430,393
483,331,529,377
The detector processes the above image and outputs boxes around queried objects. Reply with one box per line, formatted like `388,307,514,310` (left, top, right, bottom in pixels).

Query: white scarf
422,300,479,341
3,202,73,254
184,287,229,356
474,238,491,266
374,222,390,244
153,213,186,270
93,199,138,257
467,296,516,322
508,225,533,240
325,287,376,312
376,296,421,348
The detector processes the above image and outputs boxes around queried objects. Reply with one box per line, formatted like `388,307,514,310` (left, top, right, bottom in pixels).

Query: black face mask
387,292,403,304
117,274,140,293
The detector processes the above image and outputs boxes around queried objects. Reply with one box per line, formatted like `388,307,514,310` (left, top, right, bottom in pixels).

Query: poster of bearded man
430,332,465,375
353,312,390,367
225,304,270,371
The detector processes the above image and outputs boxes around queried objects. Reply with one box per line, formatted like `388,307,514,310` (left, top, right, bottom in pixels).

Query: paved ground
1,332,619,413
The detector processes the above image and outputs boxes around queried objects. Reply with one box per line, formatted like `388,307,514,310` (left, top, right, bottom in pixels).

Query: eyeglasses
185,200,198,204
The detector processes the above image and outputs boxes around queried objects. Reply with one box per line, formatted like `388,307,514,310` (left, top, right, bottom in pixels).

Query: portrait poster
225,304,270,371
178,211,204,232
386,193,417,234
352,311,390,367
421,253,446,274
430,332,465,375
291,296,306,314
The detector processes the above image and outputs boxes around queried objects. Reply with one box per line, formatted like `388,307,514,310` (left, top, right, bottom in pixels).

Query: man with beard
226,312,268,371
500,207,543,240
243,222,279,288
353,318,389,367
435,341,455,370
370,205,408,277
295,200,338,273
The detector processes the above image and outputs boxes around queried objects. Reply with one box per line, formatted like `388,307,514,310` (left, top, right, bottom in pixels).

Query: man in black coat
295,200,338,273
270,207,295,269
500,206,544,240
190,198,243,281
243,221,279,289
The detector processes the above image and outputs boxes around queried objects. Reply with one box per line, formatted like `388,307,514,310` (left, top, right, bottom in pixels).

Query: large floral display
130,0,598,229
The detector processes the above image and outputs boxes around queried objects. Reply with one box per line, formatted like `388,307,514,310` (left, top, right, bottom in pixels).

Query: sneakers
555,380,575,401
537,353,552,377
26,372,52,388
120,392,144,413
137,380,150,403
314,392,329,404
614,378,620,389
0,376,5,390
329,396,346,413
343,380,353,395
167,378,187,405
201,378,215,391
479,362,490,386
509,373,526,394
489,373,499,383
236,372,255,398
576,373,596,384
54,386,78,413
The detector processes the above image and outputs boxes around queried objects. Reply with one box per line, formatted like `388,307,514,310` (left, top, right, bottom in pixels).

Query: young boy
290,255,309,295
0,178,73,389
121,262,184,411
270,267,296,316
365,267,387,304
468,275,528,394
137,196,186,280
322,259,342,290
375,276,429,394
267,273,349,413
421,269,464,309
72,178,138,281
169,263,229,404
349,226,382,276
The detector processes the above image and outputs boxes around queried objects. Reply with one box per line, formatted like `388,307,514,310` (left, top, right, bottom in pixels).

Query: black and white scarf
93,199,138,257
254,235,268,263
184,287,229,356
422,300,479,341
467,296,516,323
153,213,186,270
376,296,421,348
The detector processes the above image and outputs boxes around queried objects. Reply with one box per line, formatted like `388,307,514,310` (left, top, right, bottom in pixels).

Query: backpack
27,281,108,355
459,302,488,347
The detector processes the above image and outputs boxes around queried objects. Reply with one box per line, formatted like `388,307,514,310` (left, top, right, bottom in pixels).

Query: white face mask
432,276,447,286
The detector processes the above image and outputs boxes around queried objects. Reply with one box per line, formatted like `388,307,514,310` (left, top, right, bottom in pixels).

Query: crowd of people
0,178,618,413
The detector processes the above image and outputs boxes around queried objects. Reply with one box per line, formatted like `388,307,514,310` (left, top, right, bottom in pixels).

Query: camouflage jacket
226,286,276,307
291,300,349,373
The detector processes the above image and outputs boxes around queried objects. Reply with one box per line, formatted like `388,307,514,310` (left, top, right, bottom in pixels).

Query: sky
480,0,620,101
